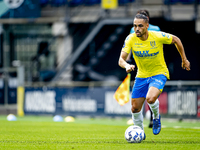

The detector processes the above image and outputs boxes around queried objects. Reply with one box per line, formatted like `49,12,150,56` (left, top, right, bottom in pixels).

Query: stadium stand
73,25,127,81
51,0,67,6
84,0,101,6
1,0,200,82
164,0,197,4
40,0,49,7
68,0,85,6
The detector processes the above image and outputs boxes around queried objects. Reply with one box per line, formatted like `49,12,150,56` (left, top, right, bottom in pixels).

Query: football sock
132,111,144,130
148,99,159,119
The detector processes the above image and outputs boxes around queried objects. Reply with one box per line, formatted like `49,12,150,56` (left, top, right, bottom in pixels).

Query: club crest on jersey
150,41,156,47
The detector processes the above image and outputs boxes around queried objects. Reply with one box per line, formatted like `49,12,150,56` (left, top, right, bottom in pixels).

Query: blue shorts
131,74,167,98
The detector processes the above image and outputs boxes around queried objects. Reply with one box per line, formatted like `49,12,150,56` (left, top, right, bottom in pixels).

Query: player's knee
146,96,157,104
131,105,141,113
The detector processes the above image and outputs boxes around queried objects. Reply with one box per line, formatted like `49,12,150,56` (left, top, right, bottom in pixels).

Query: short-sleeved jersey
122,31,173,79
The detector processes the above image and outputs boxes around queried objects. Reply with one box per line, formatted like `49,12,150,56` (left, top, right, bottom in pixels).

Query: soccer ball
124,125,144,143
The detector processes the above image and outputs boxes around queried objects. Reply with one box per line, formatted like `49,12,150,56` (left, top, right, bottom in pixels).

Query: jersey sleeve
122,34,132,54
159,32,173,44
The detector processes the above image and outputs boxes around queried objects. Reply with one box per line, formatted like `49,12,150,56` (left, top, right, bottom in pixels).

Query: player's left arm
171,35,191,71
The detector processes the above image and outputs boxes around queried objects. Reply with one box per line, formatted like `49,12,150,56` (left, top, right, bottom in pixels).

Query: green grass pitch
0,115,200,150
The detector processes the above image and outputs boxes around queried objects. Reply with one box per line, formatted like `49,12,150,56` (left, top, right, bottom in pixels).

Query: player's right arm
119,51,135,73
118,35,135,73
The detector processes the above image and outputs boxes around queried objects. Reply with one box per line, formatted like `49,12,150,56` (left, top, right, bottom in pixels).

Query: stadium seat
68,0,84,6
180,0,195,4
40,70,56,81
118,0,129,5
164,0,179,4
84,0,100,5
164,0,196,4
40,0,49,7
51,0,67,7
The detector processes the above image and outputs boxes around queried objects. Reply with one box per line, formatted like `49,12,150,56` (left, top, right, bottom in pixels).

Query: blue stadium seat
118,0,135,4
40,0,49,7
164,0,179,4
118,0,129,5
51,0,67,7
68,0,84,6
164,0,196,4
180,0,195,4
128,0,135,2
84,0,100,5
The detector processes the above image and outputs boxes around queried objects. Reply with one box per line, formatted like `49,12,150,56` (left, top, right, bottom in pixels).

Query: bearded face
133,18,149,38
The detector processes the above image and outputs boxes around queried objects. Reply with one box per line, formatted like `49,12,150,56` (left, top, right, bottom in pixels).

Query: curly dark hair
135,14,149,23
137,10,150,18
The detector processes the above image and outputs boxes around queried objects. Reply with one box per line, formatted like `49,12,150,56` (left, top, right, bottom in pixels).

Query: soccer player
128,10,161,128
118,14,190,137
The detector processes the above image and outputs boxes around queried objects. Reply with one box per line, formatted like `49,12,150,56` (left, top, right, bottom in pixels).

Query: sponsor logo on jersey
135,43,142,45
134,50,159,58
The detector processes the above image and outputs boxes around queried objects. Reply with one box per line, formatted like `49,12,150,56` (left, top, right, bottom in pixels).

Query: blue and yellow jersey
122,31,173,79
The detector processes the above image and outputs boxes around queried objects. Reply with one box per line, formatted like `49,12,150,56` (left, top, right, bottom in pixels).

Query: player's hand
182,59,190,71
125,64,135,73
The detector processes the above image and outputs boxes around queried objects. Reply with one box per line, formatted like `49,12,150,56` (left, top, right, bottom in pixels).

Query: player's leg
146,87,161,135
148,106,153,128
146,74,167,135
131,97,146,140
131,77,149,140
146,87,161,119
131,97,145,130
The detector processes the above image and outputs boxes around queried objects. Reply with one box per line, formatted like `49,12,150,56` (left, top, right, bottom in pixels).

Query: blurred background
0,0,199,120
